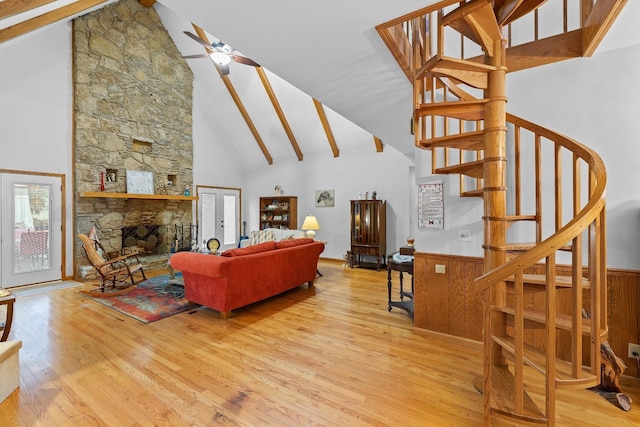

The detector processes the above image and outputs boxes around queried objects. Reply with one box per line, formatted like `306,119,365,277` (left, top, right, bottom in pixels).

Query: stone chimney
73,0,194,274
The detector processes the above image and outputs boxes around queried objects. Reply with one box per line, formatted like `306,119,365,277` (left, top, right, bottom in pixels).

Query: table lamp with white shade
301,215,320,238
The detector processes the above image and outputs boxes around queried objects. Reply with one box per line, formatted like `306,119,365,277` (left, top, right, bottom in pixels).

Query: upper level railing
376,0,625,82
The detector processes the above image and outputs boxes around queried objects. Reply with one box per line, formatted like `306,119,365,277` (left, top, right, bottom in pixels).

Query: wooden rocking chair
78,233,146,295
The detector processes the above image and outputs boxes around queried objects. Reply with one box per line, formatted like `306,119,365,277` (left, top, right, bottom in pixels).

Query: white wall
0,22,76,277
2,9,640,277
507,43,640,270
412,147,485,257
191,80,246,187
241,131,414,260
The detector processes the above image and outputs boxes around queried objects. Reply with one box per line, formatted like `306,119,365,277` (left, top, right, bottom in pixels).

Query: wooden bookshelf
259,196,297,229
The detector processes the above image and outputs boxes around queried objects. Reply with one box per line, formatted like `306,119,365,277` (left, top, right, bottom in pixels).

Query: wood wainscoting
414,252,640,378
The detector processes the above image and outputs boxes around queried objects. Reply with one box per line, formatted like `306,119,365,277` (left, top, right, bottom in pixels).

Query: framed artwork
126,170,154,194
418,182,444,229
315,189,335,207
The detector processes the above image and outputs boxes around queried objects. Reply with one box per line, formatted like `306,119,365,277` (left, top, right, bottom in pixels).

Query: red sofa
169,238,325,319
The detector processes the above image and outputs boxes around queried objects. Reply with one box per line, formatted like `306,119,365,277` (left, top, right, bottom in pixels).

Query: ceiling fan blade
183,31,213,50
220,64,230,75
182,54,210,59
232,54,259,67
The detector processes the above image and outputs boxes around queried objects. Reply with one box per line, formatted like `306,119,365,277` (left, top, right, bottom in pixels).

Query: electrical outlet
628,343,640,358
458,229,472,242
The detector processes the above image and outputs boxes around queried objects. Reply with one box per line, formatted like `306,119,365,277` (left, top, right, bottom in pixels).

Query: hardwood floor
1,260,639,426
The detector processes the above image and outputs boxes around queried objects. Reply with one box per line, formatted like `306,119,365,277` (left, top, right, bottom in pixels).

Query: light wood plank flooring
0,260,638,426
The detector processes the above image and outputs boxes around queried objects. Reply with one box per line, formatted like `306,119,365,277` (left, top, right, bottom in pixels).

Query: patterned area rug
80,274,196,323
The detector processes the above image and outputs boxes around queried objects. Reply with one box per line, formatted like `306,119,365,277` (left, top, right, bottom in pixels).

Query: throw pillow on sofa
221,240,276,257
249,229,276,245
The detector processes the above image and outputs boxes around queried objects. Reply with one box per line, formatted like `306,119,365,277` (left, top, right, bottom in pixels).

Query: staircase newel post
482,35,509,425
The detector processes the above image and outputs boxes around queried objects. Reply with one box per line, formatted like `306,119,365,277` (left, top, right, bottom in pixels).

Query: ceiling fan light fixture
210,51,231,65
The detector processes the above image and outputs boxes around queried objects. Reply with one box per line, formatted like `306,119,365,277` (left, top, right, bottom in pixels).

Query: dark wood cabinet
259,196,297,230
350,199,386,270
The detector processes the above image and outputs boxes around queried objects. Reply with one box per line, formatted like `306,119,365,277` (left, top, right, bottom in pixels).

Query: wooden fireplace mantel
79,192,198,201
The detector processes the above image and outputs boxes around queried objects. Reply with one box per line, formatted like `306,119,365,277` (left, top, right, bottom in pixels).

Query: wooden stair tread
505,215,537,222
504,31,583,73
495,306,593,335
506,242,572,252
417,56,495,88
418,130,484,150
434,159,484,179
460,188,483,198
416,99,487,121
473,367,546,424
493,335,598,388
497,0,548,26
504,273,590,289
442,0,502,57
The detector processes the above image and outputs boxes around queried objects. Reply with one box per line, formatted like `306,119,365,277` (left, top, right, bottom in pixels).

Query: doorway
196,186,241,252
0,173,63,287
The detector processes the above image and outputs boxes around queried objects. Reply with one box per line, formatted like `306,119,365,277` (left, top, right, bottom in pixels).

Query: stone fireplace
73,0,195,276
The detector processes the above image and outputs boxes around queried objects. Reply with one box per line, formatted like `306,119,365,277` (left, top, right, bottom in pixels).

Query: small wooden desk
0,292,16,342
387,251,414,319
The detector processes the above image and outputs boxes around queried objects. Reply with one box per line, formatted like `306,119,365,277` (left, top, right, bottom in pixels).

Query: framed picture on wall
126,170,154,194
315,189,335,207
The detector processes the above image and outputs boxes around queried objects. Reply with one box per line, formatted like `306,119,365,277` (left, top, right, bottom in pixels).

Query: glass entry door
197,186,241,253
0,173,62,287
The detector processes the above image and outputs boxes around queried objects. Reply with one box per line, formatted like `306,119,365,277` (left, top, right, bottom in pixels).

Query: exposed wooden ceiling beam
256,67,303,161
193,24,273,165
0,0,56,19
219,73,273,165
0,0,107,44
138,0,157,7
312,99,339,158
373,136,384,152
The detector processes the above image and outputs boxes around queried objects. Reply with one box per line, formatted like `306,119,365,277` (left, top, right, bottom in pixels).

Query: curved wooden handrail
476,114,607,289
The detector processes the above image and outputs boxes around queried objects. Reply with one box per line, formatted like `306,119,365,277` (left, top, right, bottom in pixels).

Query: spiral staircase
377,1,626,425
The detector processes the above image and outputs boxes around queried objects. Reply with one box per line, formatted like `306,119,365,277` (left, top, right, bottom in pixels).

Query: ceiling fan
182,31,260,75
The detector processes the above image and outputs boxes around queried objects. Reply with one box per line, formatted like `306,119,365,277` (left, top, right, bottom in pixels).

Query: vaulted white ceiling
153,0,424,170
157,1,422,142
155,0,640,170
2,0,639,170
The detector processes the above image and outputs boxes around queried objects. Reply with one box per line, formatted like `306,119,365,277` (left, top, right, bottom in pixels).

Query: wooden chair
78,233,146,293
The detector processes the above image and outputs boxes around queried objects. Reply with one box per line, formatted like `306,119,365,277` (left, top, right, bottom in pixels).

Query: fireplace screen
121,225,164,254
121,224,198,254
